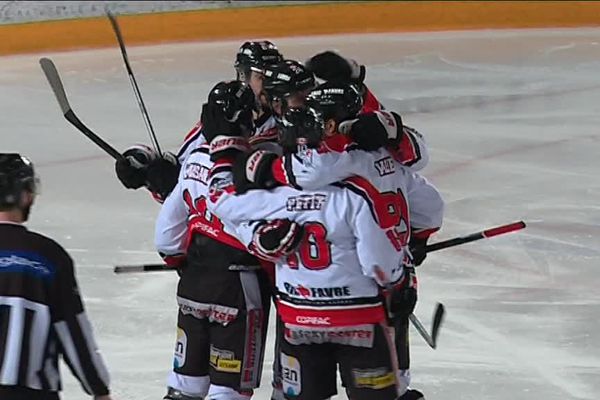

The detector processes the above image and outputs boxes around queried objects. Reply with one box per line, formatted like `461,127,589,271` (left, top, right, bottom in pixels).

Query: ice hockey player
113,41,284,201
305,50,430,169
207,106,432,400
223,82,445,400
154,81,273,400
0,154,113,400
304,50,380,111
231,72,430,197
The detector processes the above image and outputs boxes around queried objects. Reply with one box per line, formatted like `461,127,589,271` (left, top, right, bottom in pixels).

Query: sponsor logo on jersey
210,345,242,373
173,328,187,369
374,156,395,176
184,162,209,184
286,193,327,212
352,368,396,390
284,324,375,347
0,251,54,278
295,316,331,325
284,282,351,298
177,297,238,325
281,353,302,396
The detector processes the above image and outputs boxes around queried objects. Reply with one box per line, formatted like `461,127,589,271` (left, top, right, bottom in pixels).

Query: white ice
1,28,599,400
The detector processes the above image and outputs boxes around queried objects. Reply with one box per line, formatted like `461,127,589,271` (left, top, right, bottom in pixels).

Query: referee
0,154,113,400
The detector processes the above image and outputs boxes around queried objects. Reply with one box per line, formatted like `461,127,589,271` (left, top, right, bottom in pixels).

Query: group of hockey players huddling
114,41,444,400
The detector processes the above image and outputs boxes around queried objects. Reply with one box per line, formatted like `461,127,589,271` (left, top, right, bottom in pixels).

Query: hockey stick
107,12,163,156
39,58,124,161
409,303,445,349
424,220,526,253
113,221,527,274
114,263,173,274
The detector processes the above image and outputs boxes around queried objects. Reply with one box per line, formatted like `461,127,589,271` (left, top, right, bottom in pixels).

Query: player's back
209,181,405,328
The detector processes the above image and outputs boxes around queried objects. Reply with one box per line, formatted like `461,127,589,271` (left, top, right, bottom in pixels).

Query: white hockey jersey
271,126,429,194
208,178,405,329
271,142,444,238
156,110,287,258
155,137,247,266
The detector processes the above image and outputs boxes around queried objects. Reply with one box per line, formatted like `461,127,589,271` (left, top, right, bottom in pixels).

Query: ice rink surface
1,28,599,399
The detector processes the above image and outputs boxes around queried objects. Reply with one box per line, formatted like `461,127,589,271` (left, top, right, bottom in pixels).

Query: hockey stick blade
40,58,124,161
40,57,72,115
408,313,436,348
114,264,172,274
430,303,445,348
424,220,526,253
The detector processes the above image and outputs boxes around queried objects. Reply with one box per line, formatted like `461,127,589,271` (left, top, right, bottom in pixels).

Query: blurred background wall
1,1,599,55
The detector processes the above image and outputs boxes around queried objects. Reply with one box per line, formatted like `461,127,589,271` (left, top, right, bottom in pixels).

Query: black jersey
0,222,109,396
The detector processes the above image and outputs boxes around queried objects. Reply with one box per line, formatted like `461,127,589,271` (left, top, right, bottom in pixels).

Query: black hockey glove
409,236,429,267
115,145,157,190
305,50,366,84
250,219,305,263
202,81,256,162
389,267,418,321
232,149,279,194
338,110,404,151
202,102,251,162
146,152,180,199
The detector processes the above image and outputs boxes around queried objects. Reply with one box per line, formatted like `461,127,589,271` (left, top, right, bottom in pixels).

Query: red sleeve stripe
150,191,165,204
208,165,232,179
185,122,202,141
360,86,383,114
177,124,202,158
336,176,387,228
284,155,302,189
391,126,422,166
271,156,288,185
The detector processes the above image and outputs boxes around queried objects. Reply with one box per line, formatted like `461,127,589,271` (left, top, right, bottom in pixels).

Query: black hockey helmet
234,41,284,79
278,106,325,154
305,82,363,124
263,60,316,103
0,153,37,209
207,80,256,123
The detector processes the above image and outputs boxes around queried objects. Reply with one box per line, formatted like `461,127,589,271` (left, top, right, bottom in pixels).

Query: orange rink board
1,1,600,55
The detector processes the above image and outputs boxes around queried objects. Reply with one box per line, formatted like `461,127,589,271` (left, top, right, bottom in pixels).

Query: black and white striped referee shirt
0,222,110,396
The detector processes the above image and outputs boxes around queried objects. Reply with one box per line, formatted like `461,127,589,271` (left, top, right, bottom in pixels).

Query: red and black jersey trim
272,155,301,189
360,86,383,114
286,155,303,189
333,176,383,227
208,156,234,179
391,125,422,167
277,299,387,327
177,124,203,159
278,292,383,308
